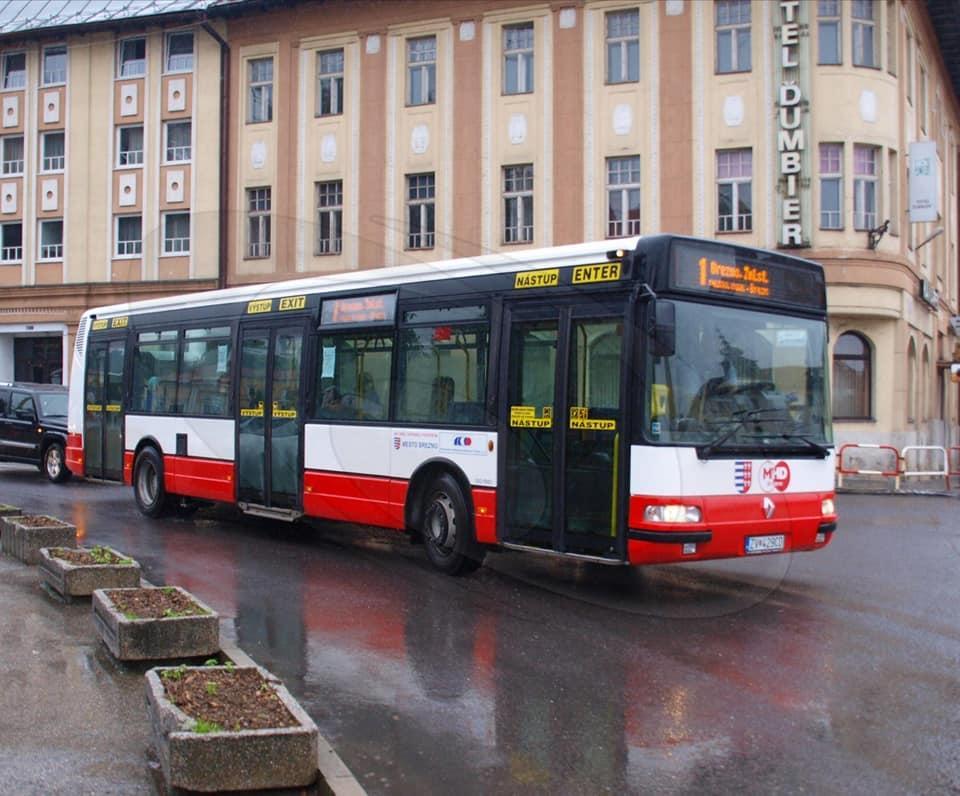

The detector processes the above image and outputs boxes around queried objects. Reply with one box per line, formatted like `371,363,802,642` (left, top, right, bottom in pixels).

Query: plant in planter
146,661,319,792
92,586,219,661
39,544,141,601
1,514,76,564
0,503,21,518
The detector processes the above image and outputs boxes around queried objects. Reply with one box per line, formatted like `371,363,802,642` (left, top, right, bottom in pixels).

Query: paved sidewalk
0,555,155,794
0,553,362,795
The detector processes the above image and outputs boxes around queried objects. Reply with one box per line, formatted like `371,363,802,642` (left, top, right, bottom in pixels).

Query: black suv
0,383,71,482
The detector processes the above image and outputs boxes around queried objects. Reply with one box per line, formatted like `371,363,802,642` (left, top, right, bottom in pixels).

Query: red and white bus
67,235,837,574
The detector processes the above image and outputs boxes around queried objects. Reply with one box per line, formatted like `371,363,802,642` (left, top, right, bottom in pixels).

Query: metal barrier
899,446,949,491
948,447,960,490
836,443,901,488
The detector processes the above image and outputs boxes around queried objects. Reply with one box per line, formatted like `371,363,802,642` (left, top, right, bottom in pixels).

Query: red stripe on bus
471,487,497,544
627,492,835,565
66,434,84,477
303,471,405,529
163,455,236,503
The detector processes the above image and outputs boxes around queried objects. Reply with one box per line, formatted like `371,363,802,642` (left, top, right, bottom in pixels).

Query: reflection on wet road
4,467,959,794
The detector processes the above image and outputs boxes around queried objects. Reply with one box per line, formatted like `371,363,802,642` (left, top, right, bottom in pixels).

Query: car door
7,391,40,463
0,388,11,457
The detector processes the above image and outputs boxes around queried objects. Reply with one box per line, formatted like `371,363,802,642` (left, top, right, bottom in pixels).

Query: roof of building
925,0,960,108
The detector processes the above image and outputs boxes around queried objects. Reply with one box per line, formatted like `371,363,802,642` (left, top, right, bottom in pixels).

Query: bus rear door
499,297,630,560
236,322,307,514
83,336,126,480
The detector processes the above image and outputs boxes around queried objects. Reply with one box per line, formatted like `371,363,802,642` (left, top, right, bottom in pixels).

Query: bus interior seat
449,401,485,425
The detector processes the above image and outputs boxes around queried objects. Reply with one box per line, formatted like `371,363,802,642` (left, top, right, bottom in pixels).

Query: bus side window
315,332,393,422
132,330,179,414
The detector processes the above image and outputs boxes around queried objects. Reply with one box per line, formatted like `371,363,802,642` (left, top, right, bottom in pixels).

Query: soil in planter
162,668,299,731
15,515,69,527
106,588,208,619
50,546,132,566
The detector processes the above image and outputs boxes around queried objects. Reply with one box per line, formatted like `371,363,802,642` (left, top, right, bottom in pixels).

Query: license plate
745,534,786,554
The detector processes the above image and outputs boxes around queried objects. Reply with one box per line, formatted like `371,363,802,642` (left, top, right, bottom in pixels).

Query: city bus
66,235,837,574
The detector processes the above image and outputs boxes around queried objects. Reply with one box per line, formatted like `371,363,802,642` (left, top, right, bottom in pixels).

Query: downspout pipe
201,20,229,290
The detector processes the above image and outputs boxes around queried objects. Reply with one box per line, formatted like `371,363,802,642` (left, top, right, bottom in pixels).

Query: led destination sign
321,293,397,326
671,241,824,309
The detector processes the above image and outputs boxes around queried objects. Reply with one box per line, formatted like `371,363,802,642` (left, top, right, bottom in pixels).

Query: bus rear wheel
134,447,169,518
421,474,485,576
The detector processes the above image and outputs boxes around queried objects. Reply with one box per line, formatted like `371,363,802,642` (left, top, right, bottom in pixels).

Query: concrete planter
39,546,141,601
0,505,22,553
92,586,219,661
0,504,21,518
146,665,319,792
1,514,76,564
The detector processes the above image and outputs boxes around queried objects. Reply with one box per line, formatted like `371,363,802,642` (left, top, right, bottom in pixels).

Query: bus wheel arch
132,441,169,518
406,461,485,576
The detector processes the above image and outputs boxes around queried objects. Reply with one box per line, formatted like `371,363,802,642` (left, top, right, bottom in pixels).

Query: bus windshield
646,301,832,452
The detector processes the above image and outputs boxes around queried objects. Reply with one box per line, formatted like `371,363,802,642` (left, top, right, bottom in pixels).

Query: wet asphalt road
2,466,959,795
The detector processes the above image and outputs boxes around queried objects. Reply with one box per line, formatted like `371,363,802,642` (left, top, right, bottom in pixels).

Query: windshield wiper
695,408,791,460
777,431,830,458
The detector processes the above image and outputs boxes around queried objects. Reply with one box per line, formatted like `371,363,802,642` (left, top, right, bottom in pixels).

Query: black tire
133,447,169,518
42,441,71,483
421,473,485,576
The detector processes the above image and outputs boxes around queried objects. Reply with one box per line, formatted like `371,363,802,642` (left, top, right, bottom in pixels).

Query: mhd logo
759,460,791,492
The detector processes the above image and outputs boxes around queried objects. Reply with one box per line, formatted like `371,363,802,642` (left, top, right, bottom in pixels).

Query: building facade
0,0,958,451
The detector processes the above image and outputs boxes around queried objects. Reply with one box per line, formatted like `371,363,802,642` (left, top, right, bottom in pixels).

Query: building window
503,23,534,95
853,144,879,230
887,149,899,236
503,164,534,243
247,57,273,123
833,332,871,419
316,49,344,116
716,149,752,232
1,135,23,175
117,38,146,77
606,9,639,83
407,36,436,106
715,0,750,74
852,0,877,67
38,219,63,260
819,143,843,229
163,212,190,254
0,222,22,262
164,120,191,162
40,131,65,172
116,215,142,257
817,0,841,65
2,52,25,89
246,187,271,258
406,173,435,250
606,156,641,237
165,31,194,72
117,126,143,167
42,45,67,85
918,64,927,133
315,180,342,255
885,0,896,75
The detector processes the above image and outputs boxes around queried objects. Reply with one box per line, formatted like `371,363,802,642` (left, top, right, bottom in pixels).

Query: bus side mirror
651,301,676,357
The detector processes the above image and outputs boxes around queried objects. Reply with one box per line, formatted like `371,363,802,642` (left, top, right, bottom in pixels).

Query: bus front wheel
421,474,485,576
134,447,169,518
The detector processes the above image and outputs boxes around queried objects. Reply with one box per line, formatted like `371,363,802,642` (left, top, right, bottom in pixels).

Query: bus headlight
821,497,836,516
644,504,702,524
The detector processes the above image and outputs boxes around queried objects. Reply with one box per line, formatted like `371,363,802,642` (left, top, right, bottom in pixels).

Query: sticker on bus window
86,403,102,412
247,299,273,314
106,404,122,413
111,316,129,328
568,405,615,431
572,263,621,284
510,405,552,428
240,401,265,417
91,320,109,331
514,269,559,289
279,295,306,312
273,409,297,419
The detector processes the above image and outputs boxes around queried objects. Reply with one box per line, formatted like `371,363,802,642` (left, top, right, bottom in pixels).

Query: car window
0,389,9,416
10,392,35,419
37,392,67,417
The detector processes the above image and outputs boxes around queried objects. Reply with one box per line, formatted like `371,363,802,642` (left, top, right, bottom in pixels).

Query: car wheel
43,442,71,483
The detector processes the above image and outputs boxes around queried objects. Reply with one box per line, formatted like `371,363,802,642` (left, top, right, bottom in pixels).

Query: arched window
921,344,931,421
832,331,872,419
907,338,917,423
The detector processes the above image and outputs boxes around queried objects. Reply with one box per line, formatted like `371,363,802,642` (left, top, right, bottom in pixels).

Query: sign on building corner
777,0,807,249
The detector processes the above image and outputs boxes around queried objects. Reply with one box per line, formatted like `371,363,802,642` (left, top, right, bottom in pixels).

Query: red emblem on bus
759,460,791,492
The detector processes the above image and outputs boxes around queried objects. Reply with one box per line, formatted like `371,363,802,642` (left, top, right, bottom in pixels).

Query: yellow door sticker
247,299,273,314
105,404,122,413
572,262,621,284
279,295,306,311
570,406,589,420
510,405,553,428
240,407,265,417
91,320,109,331
570,418,617,431
86,403,102,412
111,316,129,328
514,269,560,289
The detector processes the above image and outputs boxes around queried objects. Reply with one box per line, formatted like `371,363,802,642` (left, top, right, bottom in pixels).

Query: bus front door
83,337,126,481
236,324,305,512
500,300,627,559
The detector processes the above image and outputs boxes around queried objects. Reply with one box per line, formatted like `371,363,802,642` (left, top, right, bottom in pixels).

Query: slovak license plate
745,534,786,554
